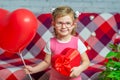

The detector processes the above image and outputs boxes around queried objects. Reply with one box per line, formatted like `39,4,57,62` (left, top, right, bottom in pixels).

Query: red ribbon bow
52,48,81,76
55,55,72,76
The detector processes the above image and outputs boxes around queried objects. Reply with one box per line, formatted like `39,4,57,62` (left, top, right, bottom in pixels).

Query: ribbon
52,48,81,76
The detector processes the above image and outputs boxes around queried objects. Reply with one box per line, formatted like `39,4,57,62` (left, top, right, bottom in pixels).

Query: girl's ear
74,18,79,23
51,21,55,26
73,18,78,26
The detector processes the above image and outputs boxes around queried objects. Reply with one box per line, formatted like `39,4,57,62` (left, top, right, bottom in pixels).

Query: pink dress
44,36,87,80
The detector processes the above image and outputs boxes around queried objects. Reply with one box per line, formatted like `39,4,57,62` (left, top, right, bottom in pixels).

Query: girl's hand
70,66,81,78
24,66,35,74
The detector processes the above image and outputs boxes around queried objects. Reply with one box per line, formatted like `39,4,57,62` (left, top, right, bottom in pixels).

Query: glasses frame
55,21,74,28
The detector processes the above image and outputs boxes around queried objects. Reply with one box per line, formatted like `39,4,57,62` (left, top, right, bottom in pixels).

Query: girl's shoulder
50,37,56,41
72,36,79,40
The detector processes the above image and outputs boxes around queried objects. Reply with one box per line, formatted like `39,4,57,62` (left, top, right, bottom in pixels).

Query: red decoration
0,8,38,53
0,8,9,32
52,48,81,76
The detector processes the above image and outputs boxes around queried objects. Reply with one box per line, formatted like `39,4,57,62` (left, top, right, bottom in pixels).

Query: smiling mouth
61,29,68,31
61,30,68,33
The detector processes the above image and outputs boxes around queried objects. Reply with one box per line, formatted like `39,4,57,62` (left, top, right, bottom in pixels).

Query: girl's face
53,15,75,37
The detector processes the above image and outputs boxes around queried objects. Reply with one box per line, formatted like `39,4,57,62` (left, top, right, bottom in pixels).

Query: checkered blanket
0,13,119,80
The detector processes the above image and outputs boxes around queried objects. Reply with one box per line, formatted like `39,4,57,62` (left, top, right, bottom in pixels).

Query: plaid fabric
0,13,119,80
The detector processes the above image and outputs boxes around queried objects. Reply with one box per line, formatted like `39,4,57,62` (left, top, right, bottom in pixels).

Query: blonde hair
52,6,77,36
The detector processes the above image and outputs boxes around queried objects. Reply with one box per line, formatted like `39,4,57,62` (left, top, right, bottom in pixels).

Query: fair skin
24,15,90,78
53,15,74,41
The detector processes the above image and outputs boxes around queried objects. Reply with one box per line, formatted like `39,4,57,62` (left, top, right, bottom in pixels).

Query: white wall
0,0,120,13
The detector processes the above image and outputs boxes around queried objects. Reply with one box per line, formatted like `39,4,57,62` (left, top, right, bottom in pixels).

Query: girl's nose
61,23,67,28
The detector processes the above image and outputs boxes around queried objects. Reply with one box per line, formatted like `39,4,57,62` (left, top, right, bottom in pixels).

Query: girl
24,6,90,80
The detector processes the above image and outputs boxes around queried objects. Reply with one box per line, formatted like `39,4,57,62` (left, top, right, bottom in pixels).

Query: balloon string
19,53,33,80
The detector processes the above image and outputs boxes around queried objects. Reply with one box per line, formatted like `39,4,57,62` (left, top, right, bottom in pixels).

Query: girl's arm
70,52,90,78
24,53,51,74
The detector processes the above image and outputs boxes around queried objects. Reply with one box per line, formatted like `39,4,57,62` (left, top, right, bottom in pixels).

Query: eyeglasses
55,22,73,28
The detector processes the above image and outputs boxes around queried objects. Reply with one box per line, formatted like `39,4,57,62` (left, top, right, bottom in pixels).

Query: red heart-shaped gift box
52,48,81,76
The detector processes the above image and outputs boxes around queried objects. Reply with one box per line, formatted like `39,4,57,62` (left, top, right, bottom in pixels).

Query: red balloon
0,8,38,53
0,8,9,21
0,8,9,32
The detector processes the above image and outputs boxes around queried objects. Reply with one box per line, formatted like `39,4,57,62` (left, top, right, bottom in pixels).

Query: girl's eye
66,22,71,25
58,22,63,25
55,21,73,28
